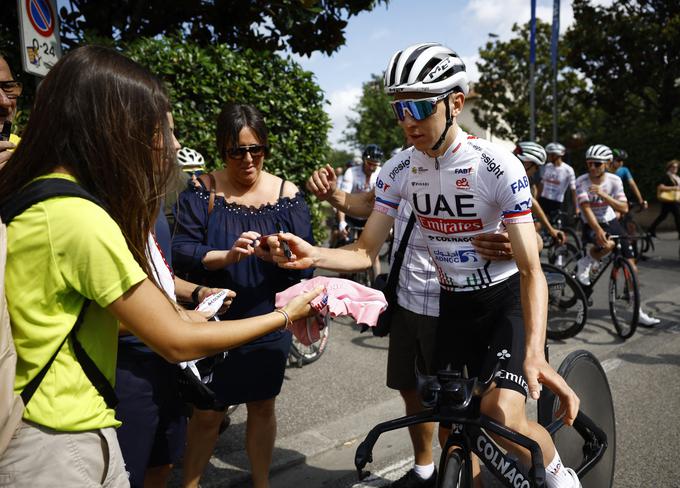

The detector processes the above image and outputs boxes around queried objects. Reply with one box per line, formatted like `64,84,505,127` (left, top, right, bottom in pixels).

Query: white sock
413,462,435,480
545,451,576,487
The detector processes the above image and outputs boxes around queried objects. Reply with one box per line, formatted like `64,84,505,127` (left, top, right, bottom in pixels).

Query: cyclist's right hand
280,285,326,322
267,232,317,270
594,228,609,248
306,164,337,201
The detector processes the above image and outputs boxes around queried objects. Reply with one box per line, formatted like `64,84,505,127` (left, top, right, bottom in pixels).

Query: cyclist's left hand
472,232,513,260
524,354,580,425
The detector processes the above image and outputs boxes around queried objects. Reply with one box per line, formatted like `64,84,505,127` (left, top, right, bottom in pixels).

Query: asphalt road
169,231,680,488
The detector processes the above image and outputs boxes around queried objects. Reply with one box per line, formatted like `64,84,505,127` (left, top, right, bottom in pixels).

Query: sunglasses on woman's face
227,144,268,160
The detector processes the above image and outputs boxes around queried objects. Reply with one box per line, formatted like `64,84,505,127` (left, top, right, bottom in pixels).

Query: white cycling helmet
585,144,613,162
177,147,205,171
384,42,469,96
514,141,547,166
544,142,566,156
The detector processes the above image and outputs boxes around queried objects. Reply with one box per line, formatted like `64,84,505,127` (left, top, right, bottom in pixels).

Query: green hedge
125,36,332,242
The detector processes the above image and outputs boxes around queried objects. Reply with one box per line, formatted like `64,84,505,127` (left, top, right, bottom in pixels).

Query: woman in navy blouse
172,102,313,488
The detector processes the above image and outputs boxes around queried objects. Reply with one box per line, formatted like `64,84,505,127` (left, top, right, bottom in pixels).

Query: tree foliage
342,73,404,158
565,0,680,194
472,20,588,144
47,0,387,56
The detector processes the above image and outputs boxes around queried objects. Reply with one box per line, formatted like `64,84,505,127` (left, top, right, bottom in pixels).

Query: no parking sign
17,0,62,77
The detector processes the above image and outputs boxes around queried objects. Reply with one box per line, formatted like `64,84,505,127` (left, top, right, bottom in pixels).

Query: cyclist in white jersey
270,42,580,488
539,142,578,218
338,144,383,278
575,145,660,326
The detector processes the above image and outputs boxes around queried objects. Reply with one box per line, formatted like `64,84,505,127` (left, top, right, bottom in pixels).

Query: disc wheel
542,350,616,488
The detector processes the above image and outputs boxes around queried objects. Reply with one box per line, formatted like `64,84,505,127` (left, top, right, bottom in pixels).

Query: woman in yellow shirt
0,46,321,488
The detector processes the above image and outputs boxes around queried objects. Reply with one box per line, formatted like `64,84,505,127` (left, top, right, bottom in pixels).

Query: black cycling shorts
582,218,635,259
435,273,529,398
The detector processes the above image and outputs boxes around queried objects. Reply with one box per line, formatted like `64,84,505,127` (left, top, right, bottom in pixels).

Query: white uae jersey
373,130,534,292
575,172,626,223
540,162,576,203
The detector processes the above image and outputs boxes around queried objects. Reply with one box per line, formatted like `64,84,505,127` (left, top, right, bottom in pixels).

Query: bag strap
278,179,286,198
0,178,103,224
383,213,417,294
1,178,118,408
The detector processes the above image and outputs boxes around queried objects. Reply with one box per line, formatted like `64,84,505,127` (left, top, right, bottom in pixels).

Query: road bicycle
619,203,654,260
288,314,331,367
564,236,640,340
355,349,614,487
540,210,581,269
542,262,588,340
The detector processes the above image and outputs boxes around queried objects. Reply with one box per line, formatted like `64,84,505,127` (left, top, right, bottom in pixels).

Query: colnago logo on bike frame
476,434,531,488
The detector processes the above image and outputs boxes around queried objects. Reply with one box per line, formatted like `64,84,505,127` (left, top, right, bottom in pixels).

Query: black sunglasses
227,144,268,160
0,80,23,99
587,161,605,167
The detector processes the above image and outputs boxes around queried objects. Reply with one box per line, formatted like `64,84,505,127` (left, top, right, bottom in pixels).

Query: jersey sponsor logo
388,159,410,181
432,248,479,263
412,193,476,217
456,177,470,189
411,181,429,187
417,215,483,234
427,235,474,242
454,166,474,175
476,435,531,487
376,178,391,191
481,152,504,179
510,176,529,194
412,166,429,174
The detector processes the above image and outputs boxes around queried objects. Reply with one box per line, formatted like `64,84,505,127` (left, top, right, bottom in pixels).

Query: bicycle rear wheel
542,350,615,488
542,263,588,340
608,258,639,339
439,449,471,488
288,317,330,366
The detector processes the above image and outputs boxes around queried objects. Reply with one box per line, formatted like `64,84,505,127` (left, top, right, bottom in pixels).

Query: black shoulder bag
369,213,417,337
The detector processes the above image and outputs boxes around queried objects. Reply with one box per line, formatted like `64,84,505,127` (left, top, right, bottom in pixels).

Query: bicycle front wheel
542,263,588,340
608,258,639,339
288,317,330,366
542,350,615,488
439,449,471,488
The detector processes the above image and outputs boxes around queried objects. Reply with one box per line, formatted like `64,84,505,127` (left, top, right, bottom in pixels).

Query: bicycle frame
354,370,608,488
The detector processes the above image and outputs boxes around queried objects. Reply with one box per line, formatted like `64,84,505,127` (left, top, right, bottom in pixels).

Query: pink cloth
275,276,388,345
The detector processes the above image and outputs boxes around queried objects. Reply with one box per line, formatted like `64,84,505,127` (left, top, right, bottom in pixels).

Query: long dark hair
216,102,269,161
0,46,175,278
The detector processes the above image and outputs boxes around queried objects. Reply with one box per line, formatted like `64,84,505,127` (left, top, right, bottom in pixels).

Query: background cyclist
271,42,581,488
608,148,648,210
514,141,566,247
538,142,578,221
574,144,660,326
338,143,384,280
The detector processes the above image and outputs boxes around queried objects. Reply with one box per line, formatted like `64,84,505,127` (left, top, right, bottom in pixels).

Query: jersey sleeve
611,175,627,201
568,166,576,190
339,167,354,193
575,176,591,206
373,155,408,218
494,152,534,224
50,199,147,308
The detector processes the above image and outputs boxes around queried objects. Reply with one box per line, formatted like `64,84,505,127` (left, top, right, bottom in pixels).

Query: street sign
17,0,62,77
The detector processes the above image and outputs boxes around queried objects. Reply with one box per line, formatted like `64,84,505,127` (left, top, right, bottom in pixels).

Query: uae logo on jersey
417,215,483,234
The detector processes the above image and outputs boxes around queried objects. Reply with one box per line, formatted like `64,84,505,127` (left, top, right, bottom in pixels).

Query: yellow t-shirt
9,133,20,146
5,173,147,431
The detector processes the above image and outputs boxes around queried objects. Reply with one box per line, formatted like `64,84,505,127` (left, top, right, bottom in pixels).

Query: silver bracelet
274,308,291,331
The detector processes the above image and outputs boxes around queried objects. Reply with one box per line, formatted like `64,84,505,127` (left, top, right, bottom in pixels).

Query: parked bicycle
355,349,614,487
542,262,588,340
564,236,640,339
619,202,654,260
